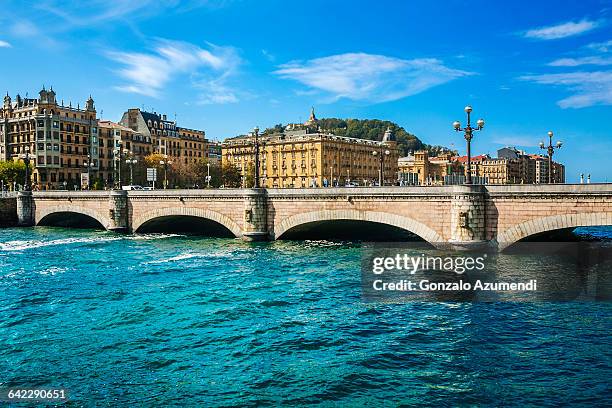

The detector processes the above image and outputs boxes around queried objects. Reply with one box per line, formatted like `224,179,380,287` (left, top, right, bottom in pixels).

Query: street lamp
539,130,562,184
206,162,211,188
21,146,31,191
84,153,95,190
453,105,485,185
125,151,137,186
253,126,260,188
160,154,172,189
113,148,122,189
372,147,391,186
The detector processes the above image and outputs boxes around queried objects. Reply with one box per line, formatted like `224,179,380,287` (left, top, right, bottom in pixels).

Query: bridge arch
131,207,242,237
273,209,444,243
497,212,612,251
36,205,109,229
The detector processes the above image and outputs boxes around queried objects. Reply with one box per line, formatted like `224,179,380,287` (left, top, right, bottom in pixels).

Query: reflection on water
0,226,610,406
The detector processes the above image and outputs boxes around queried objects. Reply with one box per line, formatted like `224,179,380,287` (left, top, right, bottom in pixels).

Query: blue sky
1,0,611,182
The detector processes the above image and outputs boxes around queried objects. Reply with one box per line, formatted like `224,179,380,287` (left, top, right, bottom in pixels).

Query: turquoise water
0,227,611,406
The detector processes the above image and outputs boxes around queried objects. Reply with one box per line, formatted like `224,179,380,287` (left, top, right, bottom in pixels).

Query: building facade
0,87,99,190
398,151,463,185
222,114,400,188
119,108,209,165
398,147,565,185
97,120,154,186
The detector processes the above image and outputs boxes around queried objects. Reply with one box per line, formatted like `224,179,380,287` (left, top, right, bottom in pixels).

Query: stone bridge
14,184,612,251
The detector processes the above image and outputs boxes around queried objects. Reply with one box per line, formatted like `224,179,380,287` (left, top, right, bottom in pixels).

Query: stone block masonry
0,197,17,226
17,184,612,251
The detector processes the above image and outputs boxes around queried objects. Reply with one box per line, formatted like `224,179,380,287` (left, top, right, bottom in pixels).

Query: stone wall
0,197,17,226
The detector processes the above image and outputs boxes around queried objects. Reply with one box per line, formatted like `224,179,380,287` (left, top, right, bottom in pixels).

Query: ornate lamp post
206,162,211,188
539,131,562,184
160,154,172,189
84,153,95,190
453,105,485,185
113,148,122,189
372,146,390,186
253,126,260,188
21,146,31,191
125,151,137,186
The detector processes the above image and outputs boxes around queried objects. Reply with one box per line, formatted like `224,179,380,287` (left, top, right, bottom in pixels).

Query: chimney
162,114,167,121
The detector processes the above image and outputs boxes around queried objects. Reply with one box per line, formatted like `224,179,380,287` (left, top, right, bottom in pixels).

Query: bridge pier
241,188,269,241
108,190,129,232
16,191,34,227
449,185,489,250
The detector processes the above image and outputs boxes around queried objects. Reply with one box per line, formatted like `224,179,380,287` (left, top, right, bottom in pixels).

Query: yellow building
176,127,207,165
398,150,462,185
0,87,99,189
223,122,400,188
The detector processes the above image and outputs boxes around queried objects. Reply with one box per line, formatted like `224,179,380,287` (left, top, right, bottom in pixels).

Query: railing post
242,188,268,241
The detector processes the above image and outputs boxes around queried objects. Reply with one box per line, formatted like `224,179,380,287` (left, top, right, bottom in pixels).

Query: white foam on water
144,252,203,264
0,236,122,252
37,266,67,276
130,233,184,241
143,249,238,265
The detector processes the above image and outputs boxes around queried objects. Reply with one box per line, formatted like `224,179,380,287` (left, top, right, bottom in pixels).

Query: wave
129,233,184,241
37,267,67,276
0,236,124,252
143,249,238,265
145,253,203,264
0,232,188,252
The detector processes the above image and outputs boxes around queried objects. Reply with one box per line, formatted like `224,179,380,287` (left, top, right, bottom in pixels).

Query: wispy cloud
106,39,242,102
587,39,612,53
0,40,11,48
522,19,600,40
520,71,612,108
273,53,472,103
34,0,225,27
548,56,612,66
261,49,275,62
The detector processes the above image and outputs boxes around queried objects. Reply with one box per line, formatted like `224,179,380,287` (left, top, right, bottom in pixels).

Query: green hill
264,118,455,157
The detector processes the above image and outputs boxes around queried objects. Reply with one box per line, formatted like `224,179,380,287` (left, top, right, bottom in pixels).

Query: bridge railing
0,191,17,198
28,183,612,198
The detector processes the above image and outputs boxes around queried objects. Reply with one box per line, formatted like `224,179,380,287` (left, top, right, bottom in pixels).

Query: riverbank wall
0,197,17,226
